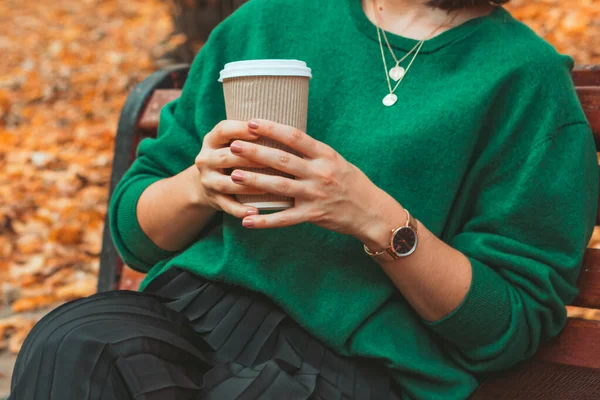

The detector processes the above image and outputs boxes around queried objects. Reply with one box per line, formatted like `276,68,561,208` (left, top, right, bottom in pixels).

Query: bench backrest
98,64,600,398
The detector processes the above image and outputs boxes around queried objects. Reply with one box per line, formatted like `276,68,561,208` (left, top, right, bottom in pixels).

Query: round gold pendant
382,93,398,107
389,66,405,82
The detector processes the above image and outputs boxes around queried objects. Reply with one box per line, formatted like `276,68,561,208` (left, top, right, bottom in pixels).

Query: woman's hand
229,119,393,239
194,120,268,219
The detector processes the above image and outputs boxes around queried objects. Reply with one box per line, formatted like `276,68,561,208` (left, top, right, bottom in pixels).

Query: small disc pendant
389,66,405,82
382,93,398,107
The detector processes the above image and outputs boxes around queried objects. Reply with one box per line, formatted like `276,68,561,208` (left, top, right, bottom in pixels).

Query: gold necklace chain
380,20,450,67
377,27,425,107
372,0,459,106
381,31,422,67
372,0,421,82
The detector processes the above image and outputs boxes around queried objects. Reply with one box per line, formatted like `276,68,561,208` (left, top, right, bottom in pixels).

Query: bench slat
138,89,183,131
572,248,600,309
576,87,600,149
573,65,600,86
470,360,600,399
470,318,600,398
534,317,600,369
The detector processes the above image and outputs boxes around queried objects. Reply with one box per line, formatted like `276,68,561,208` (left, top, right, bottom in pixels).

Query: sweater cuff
116,177,178,270
422,256,512,350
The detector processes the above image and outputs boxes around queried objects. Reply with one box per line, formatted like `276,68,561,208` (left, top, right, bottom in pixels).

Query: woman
10,0,598,399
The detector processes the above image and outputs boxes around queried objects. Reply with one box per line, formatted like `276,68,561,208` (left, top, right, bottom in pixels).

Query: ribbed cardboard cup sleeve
222,75,310,210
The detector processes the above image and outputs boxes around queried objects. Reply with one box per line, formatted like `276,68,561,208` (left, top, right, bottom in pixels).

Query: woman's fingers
230,170,309,198
242,207,306,229
247,119,326,159
205,147,267,169
205,120,259,147
229,141,309,178
203,171,268,195
214,194,258,219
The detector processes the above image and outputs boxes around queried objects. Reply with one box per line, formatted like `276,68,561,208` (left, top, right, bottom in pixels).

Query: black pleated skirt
10,267,403,399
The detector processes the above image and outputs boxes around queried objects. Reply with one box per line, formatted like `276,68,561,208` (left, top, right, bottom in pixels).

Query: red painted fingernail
248,120,259,129
231,171,245,182
230,143,243,154
242,218,255,228
246,209,258,216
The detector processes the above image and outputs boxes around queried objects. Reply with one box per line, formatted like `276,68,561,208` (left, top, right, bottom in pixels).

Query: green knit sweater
109,1,599,398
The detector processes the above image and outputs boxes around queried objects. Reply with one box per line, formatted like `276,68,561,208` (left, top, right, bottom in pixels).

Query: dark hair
426,0,510,11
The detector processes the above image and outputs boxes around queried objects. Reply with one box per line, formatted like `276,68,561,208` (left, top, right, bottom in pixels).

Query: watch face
392,227,417,256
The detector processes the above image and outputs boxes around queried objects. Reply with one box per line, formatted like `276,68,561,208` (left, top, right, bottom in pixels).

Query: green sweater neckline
347,0,507,54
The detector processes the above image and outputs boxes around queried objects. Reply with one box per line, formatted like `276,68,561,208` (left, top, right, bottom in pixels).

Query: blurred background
0,0,599,394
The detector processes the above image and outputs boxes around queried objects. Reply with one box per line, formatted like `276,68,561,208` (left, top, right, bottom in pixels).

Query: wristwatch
363,208,419,260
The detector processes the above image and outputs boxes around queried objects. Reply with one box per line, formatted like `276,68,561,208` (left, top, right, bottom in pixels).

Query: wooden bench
98,64,600,398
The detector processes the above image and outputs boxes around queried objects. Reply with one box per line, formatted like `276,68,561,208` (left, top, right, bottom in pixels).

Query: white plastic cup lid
219,59,312,82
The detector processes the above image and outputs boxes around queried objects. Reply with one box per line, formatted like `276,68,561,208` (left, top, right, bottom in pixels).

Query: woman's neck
362,0,495,40
377,0,430,15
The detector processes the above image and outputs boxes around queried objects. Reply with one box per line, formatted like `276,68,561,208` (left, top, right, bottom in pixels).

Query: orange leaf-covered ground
0,0,173,389
507,0,599,64
0,0,599,393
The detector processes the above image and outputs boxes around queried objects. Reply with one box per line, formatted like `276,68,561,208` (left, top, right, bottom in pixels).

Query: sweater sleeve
108,23,230,272
422,120,598,373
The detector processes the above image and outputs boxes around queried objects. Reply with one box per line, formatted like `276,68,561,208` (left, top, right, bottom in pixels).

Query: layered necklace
372,1,458,106
376,27,424,106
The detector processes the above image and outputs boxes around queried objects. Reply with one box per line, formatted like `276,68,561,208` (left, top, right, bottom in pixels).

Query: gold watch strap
363,208,417,260
363,241,398,259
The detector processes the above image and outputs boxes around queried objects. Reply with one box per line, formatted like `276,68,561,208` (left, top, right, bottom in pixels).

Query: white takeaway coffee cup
219,60,312,211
